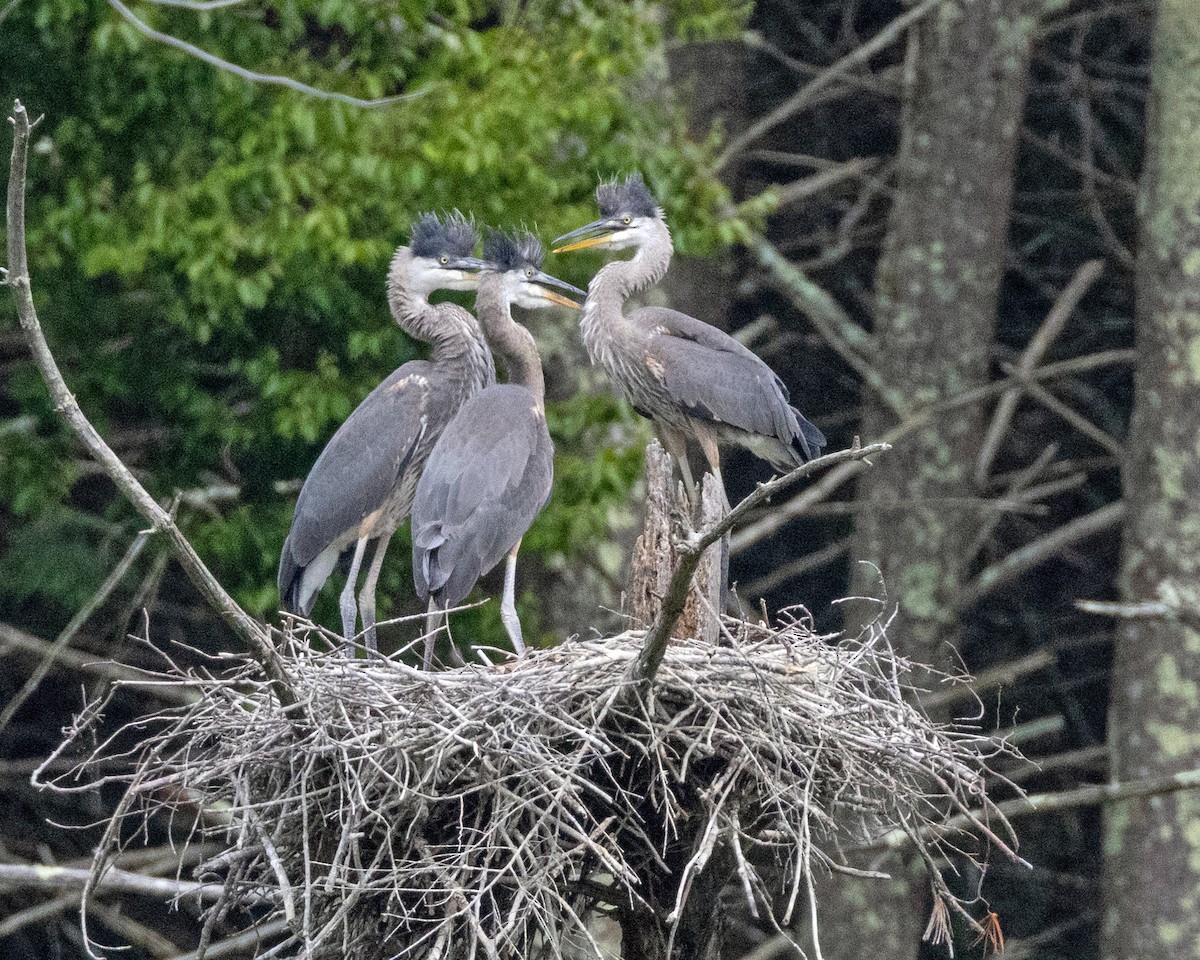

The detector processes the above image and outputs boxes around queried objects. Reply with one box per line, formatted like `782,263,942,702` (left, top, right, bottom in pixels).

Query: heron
278,212,493,656
411,228,582,667
553,173,826,503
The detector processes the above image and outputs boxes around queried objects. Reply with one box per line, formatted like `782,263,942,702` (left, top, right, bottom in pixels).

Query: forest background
2,0,1198,958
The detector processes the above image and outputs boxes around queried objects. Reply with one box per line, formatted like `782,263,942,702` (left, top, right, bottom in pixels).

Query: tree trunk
1102,6,1200,958
830,2,1041,956
847,0,1038,668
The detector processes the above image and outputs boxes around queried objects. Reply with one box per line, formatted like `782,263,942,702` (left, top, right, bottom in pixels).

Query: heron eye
439,254,449,265
621,215,632,225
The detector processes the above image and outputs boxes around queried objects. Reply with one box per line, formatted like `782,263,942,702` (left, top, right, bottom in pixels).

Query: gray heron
278,212,492,656
554,173,826,501
411,229,582,667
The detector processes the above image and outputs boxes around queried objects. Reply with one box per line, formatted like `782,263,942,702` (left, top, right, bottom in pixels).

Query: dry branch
4,99,294,705
630,439,891,693
105,0,430,108
47,616,1018,959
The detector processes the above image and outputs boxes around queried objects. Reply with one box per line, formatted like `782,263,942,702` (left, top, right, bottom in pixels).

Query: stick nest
46,613,1018,959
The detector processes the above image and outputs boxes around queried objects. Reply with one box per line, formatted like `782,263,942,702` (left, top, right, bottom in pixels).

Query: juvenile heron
278,212,493,655
411,229,581,666
554,173,826,500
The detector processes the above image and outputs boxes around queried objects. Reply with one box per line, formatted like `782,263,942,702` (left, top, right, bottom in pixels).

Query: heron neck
387,247,494,395
580,220,673,361
475,277,546,409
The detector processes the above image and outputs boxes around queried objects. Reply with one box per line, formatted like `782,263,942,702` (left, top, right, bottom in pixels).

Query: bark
831,2,1042,957
625,441,723,645
1102,5,1200,958
847,0,1040,669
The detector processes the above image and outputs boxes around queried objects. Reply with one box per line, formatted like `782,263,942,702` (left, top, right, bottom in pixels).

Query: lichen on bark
1102,3,1200,957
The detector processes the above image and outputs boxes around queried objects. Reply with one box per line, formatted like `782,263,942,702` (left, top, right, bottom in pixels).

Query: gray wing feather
632,309,802,447
632,306,792,394
279,362,433,608
411,385,553,607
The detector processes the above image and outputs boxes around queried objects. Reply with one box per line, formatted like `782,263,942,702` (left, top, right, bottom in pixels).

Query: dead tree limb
627,439,891,693
3,99,294,705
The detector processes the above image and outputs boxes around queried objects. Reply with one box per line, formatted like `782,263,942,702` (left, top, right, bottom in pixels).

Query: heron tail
791,409,827,462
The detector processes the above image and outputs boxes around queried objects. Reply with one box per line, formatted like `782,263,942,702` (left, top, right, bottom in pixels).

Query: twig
873,767,1200,852
0,619,196,703
732,349,1135,553
628,440,891,691
165,918,292,960
960,501,1126,608
975,260,1104,484
921,648,1057,711
105,0,431,108
5,100,294,705
716,0,948,169
0,864,225,901
746,232,905,416
0,531,149,740
0,893,77,938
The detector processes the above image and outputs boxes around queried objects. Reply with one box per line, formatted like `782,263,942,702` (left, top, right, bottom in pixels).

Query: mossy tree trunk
829,2,1044,956
1102,5,1200,957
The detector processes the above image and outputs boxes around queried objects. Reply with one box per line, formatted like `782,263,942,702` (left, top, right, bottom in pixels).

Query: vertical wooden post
625,441,723,645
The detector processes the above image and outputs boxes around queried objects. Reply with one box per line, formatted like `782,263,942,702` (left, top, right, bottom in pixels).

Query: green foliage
0,0,739,644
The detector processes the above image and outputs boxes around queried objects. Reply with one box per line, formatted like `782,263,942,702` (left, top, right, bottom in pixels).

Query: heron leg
357,530,393,658
699,433,732,613
659,428,697,512
339,536,369,657
500,541,526,658
423,597,441,670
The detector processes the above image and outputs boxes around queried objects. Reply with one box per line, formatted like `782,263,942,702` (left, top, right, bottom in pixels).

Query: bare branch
5,100,294,704
871,767,1200,852
716,0,948,169
960,501,1126,608
628,440,892,691
921,649,1056,711
0,531,150,739
0,619,195,703
732,349,1134,553
746,231,907,417
105,0,432,108
145,0,246,8
0,863,225,901
975,260,1104,484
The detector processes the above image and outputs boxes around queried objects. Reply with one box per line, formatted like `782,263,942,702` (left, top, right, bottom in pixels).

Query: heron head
483,229,584,310
552,172,663,253
408,211,488,297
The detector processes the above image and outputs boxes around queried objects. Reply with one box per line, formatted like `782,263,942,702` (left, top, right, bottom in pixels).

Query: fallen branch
4,99,294,704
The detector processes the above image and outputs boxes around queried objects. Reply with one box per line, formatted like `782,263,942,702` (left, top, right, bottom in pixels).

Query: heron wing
632,306,793,400
632,308,809,455
278,362,434,611
411,385,554,607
